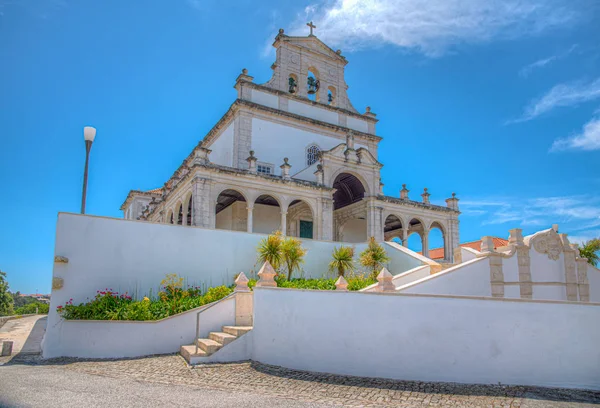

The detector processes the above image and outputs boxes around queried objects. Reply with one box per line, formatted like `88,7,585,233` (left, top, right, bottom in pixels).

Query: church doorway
215,189,247,232
287,199,314,239
332,173,367,243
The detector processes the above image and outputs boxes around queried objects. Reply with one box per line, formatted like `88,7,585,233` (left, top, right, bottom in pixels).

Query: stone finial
400,184,409,200
421,188,430,204
192,147,212,165
257,261,277,287
236,68,254,83
314,164,324,185
246,150,257,174
335,276,348,291
364,106,377,118
552,224,559,232
508,228,524,246
345,132,355,150
481,236,495,253
376,268,395,292
234,272,250,292
336,49,342,55
280,158,291,180
445,192,459,210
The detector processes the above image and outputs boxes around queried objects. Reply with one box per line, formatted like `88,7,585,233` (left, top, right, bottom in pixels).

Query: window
257,163,274,175
306,145,321,166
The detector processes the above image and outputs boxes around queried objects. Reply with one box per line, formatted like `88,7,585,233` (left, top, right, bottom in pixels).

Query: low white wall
396,258,491,296
460,247,480,262
361,265,430,292
252,287,600,390
383,242,429,275
589,265,600,302
43,295,235,359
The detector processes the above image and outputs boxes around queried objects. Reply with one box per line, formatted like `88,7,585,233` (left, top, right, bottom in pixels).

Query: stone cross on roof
307,21,316,36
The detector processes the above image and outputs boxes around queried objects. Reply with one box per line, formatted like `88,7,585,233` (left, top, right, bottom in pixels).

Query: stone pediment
356,148,382,167
524,228,565,261
281,35,346,64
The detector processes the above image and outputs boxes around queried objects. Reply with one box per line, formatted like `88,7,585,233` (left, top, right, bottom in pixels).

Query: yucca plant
329,245,355,277
359,237,390,279
579,238,600,267
257,231,284,271
281,237,307,280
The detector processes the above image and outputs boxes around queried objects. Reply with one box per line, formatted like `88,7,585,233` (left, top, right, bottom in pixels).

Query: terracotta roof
146,188,163,194
424,237,509,260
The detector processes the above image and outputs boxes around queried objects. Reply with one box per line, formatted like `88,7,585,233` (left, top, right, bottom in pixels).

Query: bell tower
263,26,358,113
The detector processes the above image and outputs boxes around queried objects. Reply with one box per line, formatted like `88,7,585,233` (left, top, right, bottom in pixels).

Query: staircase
180,325,252,364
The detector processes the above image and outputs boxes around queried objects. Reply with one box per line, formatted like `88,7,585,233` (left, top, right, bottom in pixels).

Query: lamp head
83,126,96,142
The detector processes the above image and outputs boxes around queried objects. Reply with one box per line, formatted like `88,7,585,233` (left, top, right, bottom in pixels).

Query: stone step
209,331,237,346
180,344,207,361
222,326,253,337
196,338,222,354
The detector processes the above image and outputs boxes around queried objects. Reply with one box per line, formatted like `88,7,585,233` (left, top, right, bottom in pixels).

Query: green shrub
329,245,355,277
359,237,390,279
14,302,49,315
57,277,233,321
346,273,377,291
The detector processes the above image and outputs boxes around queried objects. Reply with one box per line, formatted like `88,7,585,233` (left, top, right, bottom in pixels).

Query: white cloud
461,195,600,237
551,115,600,152
510,77,600,123
518,44,578,78
285,0,582,57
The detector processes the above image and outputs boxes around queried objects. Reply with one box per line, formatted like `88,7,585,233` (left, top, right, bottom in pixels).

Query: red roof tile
421,237,509,260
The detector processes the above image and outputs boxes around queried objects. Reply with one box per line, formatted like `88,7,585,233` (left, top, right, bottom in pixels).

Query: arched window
307,68,320,102
327,86,336,106
306,145,321,166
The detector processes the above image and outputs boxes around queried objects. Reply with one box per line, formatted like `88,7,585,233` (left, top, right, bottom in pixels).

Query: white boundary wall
252,288,600,390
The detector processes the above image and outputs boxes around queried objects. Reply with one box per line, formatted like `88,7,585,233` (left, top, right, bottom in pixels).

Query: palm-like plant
281,237,307,280
329,246,355,277
257,231,284,271
359,237,391,279
579,238,600,267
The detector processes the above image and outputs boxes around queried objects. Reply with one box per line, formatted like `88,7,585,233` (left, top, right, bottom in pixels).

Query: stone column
482,236,504,298
510,228,532,299
575,251,590,302
246,205,254,233
319,198,334,241
233,111,253,169
560,234,578,301
422,229,430,258
280,211,287,236
366,201,384,241
191,176,212,228
234,272,253,326
402,228,408,247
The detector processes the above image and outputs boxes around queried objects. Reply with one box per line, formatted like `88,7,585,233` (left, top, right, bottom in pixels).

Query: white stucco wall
251,118,342,175
250,89,279,110
589,266,600,302
43,294,236,359
288,100,339,126
398,258,491,296
208,122,234,167
460,247,480,262
252,203,281,234
346,116,368,133
252,287,600,390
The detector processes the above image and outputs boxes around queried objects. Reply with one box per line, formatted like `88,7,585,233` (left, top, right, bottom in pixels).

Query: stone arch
307,66,320,102
253,194,282,234
286,199,315,239
167,209,174,224
428,221,447,261
328,168,371,196
288,73,299,94
406,217,426,252
176,201,184,225
384,214,404,242
331,172,367,210
215,189,247,232
183,192,193,226
327,85,336,106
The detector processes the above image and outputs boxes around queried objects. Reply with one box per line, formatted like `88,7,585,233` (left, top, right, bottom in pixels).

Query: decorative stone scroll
531,231,562,261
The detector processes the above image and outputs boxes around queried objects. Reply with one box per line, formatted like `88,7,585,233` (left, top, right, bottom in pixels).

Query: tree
280,237,307,280
0,270,14,316
257,231,284,271
359,237,391,279
579,238,600,267
329,246,355,277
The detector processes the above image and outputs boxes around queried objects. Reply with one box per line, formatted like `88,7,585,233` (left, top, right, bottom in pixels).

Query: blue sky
1,0,599,294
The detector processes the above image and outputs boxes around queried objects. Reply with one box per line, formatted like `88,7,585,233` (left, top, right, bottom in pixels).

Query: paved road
0,363,326,408
0,315,46,355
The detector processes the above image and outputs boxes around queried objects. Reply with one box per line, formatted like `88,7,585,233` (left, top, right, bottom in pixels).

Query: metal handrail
195,292,237,355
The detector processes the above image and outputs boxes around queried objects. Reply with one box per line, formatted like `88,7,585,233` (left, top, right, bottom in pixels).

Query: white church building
120,28,460,262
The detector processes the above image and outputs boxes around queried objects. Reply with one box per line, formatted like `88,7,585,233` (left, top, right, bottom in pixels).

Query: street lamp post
81,126,96,214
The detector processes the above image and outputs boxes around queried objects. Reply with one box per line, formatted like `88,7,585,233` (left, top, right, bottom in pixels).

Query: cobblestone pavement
2,354,599,407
